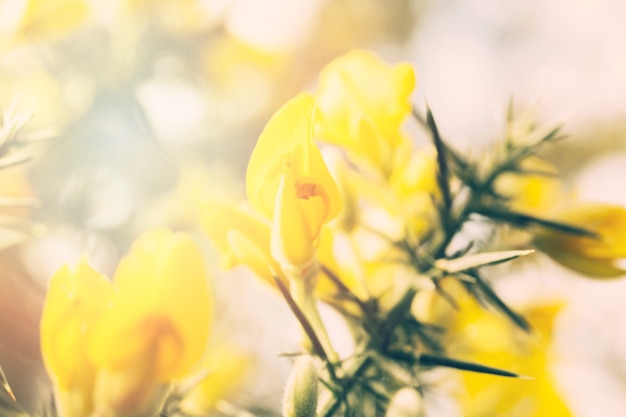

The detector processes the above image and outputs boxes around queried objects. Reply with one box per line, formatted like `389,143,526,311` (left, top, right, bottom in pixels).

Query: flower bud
282,357,318,417
385,388,424,417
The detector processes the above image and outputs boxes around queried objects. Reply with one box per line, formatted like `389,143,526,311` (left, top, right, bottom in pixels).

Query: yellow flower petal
246,93,342,223
227,229,285,287
314,49,416,173
271,173,317,273
200,200,273,270
89,229,212,381
41,257,113,390
456,303,572,417
40,257,114,417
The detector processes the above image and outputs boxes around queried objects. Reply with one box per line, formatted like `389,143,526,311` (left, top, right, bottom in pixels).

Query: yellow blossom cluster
34,46,626,417
40,229,212,417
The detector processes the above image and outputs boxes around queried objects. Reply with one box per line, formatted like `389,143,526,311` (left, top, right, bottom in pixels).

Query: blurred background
0,0,625,415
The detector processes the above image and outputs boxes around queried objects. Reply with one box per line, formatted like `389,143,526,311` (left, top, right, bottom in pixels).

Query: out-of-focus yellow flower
89,229,212,417
458,303,572,417
494,156,563,215
246,93,342,275
414,284,572,417
534,203,626,278
388,146,439,238
314,49,416,175
40,257,114,417
389,147,438,200
180,343,252,415
41,229,212,417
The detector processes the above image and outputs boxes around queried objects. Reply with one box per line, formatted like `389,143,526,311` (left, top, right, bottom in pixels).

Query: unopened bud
282,356,318,417
385,388,424,417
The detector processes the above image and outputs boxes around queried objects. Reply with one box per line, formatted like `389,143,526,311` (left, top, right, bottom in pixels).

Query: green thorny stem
304,108,572,416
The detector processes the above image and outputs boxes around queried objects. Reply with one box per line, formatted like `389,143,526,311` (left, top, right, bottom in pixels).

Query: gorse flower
534,203,626,278
458,303,572,417
414,281,572,417
202,94,343,283
202,93,343,362
40,229,212,417
246,93,342,277
195,48,626,416
314,49,416,175
40,258,114,417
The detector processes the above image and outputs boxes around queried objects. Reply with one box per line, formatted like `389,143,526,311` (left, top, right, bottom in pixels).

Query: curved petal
89,229,212,381
246,94,342,223
246,93,316,218
40,257,114,417
41,257,114,390
200,200,273,270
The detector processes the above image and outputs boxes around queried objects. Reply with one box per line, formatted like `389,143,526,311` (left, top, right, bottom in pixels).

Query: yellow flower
314,49,416,174
41,229,212,417
40,257,114,417
414,285,572,417
88,229,212,416
246,93,342,275
534,203,626,278
388,146,439,238
458,303,572,417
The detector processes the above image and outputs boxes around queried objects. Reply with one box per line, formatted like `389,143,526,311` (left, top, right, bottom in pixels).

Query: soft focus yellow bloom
40,257,114,417
90,230,211,379
458,303,572,417
42,229,213,417
88,229,212,417
388,146,439,238
200,200,285,286
414,284,571,417
494,156,563,215
246,93,342,274
389,146,438,200
534,203,626,277
314,49,416,174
